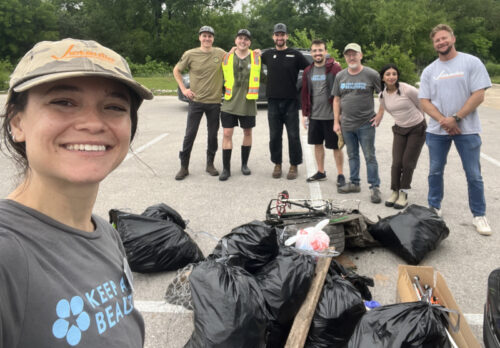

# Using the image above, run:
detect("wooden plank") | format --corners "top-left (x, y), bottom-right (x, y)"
top-left (284, 256), bottom-right (332, 348)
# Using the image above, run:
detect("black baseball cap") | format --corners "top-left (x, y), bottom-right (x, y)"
top-left (236, 29), bottom-right (251, 39)
top-left (199, 26), bottom-right (215, 35)
top-left (273, 23), bottom-right (287, 33)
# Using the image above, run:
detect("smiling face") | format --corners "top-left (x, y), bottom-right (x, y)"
top-left (311, 43), bottom-right (327, 65)
top-left (382, 68), bottom-right (399, 88)
top-left (9, 76), bottom-right (132, 187)
top-left (199, 32), bottom-right (214, 50)
top-left (272, 32), bottom-right (288, 49)
top-left (344, 50), bottom-right (363, 70)
top-left (432, 30), bottom-right (456, 57)
top-left (235, 35), bottom-right (251, 51)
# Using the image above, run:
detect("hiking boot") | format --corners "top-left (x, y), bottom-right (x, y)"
top-left (393, 191), bottom-right (408, 209)
top-left (429, 206), bottom-right (442, 217)
top-left (272, 164), bottom-right (282, 178)
top-left (287, 165), bottom-right (298, 180)
top-left (206, 163), bottom-right (219, 176)
top-left (306, 171), bottom-right (326, 182)
top-left (337, 174), bottom-right (346, 187)
top-left (370, 187), bottom-right (382, 204)
top-left (241, 164), bottom-right (251, 175)
top-left (473, 216), bottom-right (492, 236)
top-left (338, 182), bottom-right (360, 194)
top-left (385, 190), bottom-right (399, 207)
top-left (219, 168), bottom-right (231, 181)
top-left (175, 166), bottom-right (189, 180)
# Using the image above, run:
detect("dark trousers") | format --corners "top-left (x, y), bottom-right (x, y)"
top-left (267, 98), bottom-right (302, 165)
top-left (179, 101), bottom-right (220, 165)
top-left (391, 120), bottom-right (426, 190)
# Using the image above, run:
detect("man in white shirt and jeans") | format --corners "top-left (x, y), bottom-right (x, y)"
top-left (419, 23), bottom-right (492, 235)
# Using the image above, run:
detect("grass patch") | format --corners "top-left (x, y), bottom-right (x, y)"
top-left (134, 75), bottom-right (178, 95)
top-left (490, 75), bottom-right (500, 84)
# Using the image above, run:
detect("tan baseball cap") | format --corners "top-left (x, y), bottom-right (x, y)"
top-left (343, 43), bottom-right (362, 54)
top-left (8, 38), bottom-right (153, 103)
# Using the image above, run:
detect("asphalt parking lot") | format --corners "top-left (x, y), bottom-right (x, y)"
top-left (1, 87), bottom-right (499, 347)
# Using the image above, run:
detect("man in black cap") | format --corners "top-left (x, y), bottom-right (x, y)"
top-left (173, 25), bottom-right (225, 180)
top-left (261, 23), bottom-right (310, 179)
top-left (218, 29), bottom-right (261, 181)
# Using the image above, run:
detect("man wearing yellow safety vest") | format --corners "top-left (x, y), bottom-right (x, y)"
top-left (219, 29), bottom-right (261, 181)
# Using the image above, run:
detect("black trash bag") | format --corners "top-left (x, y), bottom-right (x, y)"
top-left (305, 271), bottom-right (366, 348)
top-left (484, 267), bottom-right (500, 348)
top-left (211, 220), bottom-right (280, 274)
top-left (347, 302), bottom-right (452, 348)
top-left (329, 259), bottom-right (374, 301)
top-left (141, 203), bottom-right (186, 229)
top-left (255, 247), bottom-right (316, 347)
top-left (185, 258), bottom-right (268, 348)
top-left (368, 204), bottom-right (449, 264)
top-left (110, 209), bottom-right (204, 273)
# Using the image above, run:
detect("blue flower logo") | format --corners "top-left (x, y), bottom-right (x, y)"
top-left (52, 296), bottom-right (90, 346)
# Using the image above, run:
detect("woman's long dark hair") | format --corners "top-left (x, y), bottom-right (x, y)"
top-left (379, 63), bottom-right (401, 98)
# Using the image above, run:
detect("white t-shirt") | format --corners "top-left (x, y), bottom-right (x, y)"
top-left (418, 52), bottom-right (491, 135)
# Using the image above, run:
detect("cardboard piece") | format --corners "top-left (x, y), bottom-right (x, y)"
top-left (397, 265), bottom-right (480, 348)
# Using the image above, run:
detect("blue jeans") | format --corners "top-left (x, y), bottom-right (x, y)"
top-left (426, 133), bottom-right (485, 216)
top-left (343, 122), bottom-right (380, 188)
top-left (267, 98), bottom-right (302, 165)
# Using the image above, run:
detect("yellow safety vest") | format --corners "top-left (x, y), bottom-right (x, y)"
top-left (222, 50), bottom-right (261, 100)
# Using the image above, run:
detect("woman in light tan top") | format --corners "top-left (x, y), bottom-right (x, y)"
top-left (379, 64), bottom-right (426, 209)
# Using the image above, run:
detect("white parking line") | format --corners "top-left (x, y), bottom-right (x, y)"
top-left (303, 135), bottom-right (322, 201)
top-left (124, 133), bottom-right (169, 162)
top-left (481, 152), bottom-right (500, 167)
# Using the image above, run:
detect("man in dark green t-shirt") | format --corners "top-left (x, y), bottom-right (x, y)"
top-left (218, 29), bottom-right (261, 181)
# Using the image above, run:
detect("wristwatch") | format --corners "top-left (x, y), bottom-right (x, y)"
top-left (452, 114), bottom-right (461, 123)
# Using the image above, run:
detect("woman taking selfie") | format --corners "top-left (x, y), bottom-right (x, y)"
top-left (379, 64), bottom-right (426, 209)
top-left (0, 38), bottom-right (153, 347)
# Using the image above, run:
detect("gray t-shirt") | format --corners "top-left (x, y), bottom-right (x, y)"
top-left (418, 52), bottom-right (491, 135)
top-left (310, 65), bottom-right (333, 120)
top-left (332, 66), bottom-right (381, 131)
top-left (221, 54), bottom-right (257, 116)
top-left (0, 199), bottom-right (144, 348)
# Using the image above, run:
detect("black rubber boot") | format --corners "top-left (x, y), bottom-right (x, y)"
top-left (219, 149), bottom-right (232, 181)
top-left (175, 153), bottom-right (190, 180)
top-left (241, 145), bottom-right (251, 175)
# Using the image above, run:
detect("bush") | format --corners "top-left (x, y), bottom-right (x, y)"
top-left (363, 43), bottom-right (419, 86)
top-left (0, 59), bottom-right (14, 91)
top-left (126, 56), bottom-right (172, 77)
top-left (486, 62), bottom-right (500, 77)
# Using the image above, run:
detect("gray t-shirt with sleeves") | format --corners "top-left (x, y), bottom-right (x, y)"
top-left (332, 66), bottom-right (381, 131)
top-left (0, 199), bottom-right (144, 348)
top-left (310, 65), bottom-right (333, 120)
top-left (418, 52), bottom-right (491, 135)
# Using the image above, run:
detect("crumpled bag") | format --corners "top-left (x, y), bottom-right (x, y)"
top-left (211, 220), bottom-right (280, 274)
top-left (141, 202), bottom-right (186, 229)
top-left (347, 301), bottom-right (452, 348)
top-left (255, 247), bottom-right (316, 347)
top-left (368, 204), bottom-right (449, 264)
top-left (305, 267), bottom-right (366, 348)
top-left (329, 259), bottom-right (374, 301)
top-left (185, 258), bottom-right (268, 348)
top-left (110, 205), bottom-right (204, 273)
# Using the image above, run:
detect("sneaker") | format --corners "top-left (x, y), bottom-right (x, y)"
top-left (393, 191), bottom-right (408, 209)
top-left (272, 164), bottom-right (282, 178)
top-left (175, 166), bottom-right (189, 180)
top-left (472, 216), bottom-right (492, 236)
top-left (306, 171), bottom-right (326, 182)
top-left (287, 165), bottom-right (298, 180)
top-left (337, 174), bottom-right (346, 187)
top-left (338, 182), bottom-right (361, 194)
top-left (429, 206), bottom-right (442, 217)
top-left (370, 187), bottom-right (382, 204)
top-left (385, 191), bottom-right (399, 207)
